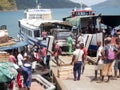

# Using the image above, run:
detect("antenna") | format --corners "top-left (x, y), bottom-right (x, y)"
top-left (36, 0), bottom-right (38, 5)
top-left (36, 0), bottom-right (41, 9)
top-left (80, 0), bottom-right (82, 10)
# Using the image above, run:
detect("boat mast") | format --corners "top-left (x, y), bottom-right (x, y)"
top-left (36, 0), bottom-right (41, 9)
top-left (80, 0), bottom-right (82, 10)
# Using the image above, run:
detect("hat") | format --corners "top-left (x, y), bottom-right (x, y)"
top-left (24, 63), bottom-right (31, 67)
top-left (106, 37), bottom-right (111, 41)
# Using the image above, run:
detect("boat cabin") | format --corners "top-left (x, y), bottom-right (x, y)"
top-left (24, 9), bottom-right (52, 20)
top-left (72, 7), bottom-right (94, 17)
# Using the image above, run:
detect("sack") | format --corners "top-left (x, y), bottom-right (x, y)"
top-left (107, 46), bottom-right (115, 60)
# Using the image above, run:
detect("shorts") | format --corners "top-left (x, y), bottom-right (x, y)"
top-left (95, 64), bottom-right (104, 70)
top-left (102, 62), bottom-right (113, 76)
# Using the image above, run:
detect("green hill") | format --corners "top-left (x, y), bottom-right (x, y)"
top-left (16, 0), bottom-right (86, 9)
top-left (0, 0), bottom-right (87, 11)
top-left (0, 0), bottom-right (16, 11)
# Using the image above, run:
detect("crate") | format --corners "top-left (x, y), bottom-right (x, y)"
top-left (57, 65), bottom-right (73, 79)
top-left (0, 52), bottom-right (9, 62)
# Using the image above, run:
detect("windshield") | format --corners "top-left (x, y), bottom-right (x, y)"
top-left (34, 30), bottom-right (40, 37)
top-left (57, 32), bottom-right (72, 39)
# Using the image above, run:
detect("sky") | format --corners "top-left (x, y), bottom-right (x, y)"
top-left (71, 0), bottom-right (107, 6)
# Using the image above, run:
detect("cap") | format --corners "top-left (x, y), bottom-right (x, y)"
top-left (24, 63), bottom-right (31, 67)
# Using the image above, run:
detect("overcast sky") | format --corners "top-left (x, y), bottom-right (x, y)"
top-left (71, 0), bottom-right (107, 6)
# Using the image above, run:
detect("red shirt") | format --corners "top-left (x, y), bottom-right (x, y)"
top-left (40, 47), bottom-right (47, 57)
top-left (82, 47), bottom-right (87, 57)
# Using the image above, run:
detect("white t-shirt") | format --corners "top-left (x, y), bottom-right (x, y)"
top-left (78, 35), bottom-right (84, 44)
top-left (73, 49), bottom-right (84, 61)
top-left (17, 53), bottom-right (23, 66)
top-left (96, 46), bottom-right (103, 64)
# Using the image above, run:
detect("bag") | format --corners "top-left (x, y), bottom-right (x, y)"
top-left (107, 46), bottom-right (115, 60)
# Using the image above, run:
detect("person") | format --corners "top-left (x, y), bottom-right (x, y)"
top-left (22, 57), bottom-right (32, 90)
top-left (32, 49), bottom-right (40, 72)
top-left (53, 42), bottom-right (62, 66)
top-left (99, 37), bottom-right (118, 83)
top-left (9, 52), bottom-right (16, 63)
top-left (17, 51), bottom-right (24, 67)
top-left (114, 37), bottom-right (120, 79)
top-left (41, 30), bottom-right (47, 40)
top-left (81, 43), bottom-right (87, 74)
top-left (40, 46), bottom-right (47, 68)
top-left (13, 63), bottom-right (23, 89)
top-left (92, 41), bottom-right (104, 81)
top-left (71, 43), bottom-right (85, 81)
top-left (9, 63), bottom-right (22, 90)
top-left (67, 35), bottom-right (73, 55)
top-left (77, 32), bottom-right (84, 45)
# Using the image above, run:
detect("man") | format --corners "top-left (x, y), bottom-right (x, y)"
top-left (92, 41), bottom-right (104, 81)
top-left (9, 52), bottom-right (16, 63)
top-left (22, 57), bottom-right (32, 90)
top-left (53, 42), bottom-right (62, 66)
top-left (99, 37), bottom-right (118, 83)
top-left (71, 43), bottom-right (85, 81)
top-left (81, 43), bottom-right (87, 74)
top-left (114, 37), bottom-right (120, 79)
top-left (17, 51), bottom-right (24, 67)
top-left (67, 35), bottom-right (73, 55)
top-left (40, 46), bottom-right (47, 67)
top-left (77, 33), bottom-right (84, 45)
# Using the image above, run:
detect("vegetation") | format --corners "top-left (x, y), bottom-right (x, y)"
top-left (0, 0), bottom-right (87, 11)
top-left (0, 0), bottom-right (16, 11)
top-left (16, 0), bottom-right (86, 9)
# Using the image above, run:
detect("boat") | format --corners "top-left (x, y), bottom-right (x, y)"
top-left (18, 4), bottom-right (53, 46)
top-left (63, 5), bottom-right (120, 56)
top-left (18, 4), bottom-right (73, 53)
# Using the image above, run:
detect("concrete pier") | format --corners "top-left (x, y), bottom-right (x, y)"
top-left (51, 55), bottom-right (120, 90)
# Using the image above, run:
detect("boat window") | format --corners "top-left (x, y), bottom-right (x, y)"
top-left (34, 30), bottom-right (40, 37)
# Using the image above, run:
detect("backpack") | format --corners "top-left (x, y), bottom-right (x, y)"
top-left (107, 46), bottom-right (115, 60)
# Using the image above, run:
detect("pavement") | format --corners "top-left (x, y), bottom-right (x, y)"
top-left (50, 55), bottom-right (120, 90)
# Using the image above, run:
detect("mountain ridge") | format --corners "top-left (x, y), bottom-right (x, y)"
top-left (93, 0), bottom-right (120, 7)
top-left (0, 0), bottom-right (87, 11)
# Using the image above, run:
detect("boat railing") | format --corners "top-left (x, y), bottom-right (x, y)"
top-left (32, 74), bottom-right (55, 90)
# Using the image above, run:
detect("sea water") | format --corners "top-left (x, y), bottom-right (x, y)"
top-left (0, 7), bottom-right (120, 38)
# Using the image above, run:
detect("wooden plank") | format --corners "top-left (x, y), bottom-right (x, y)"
top-left (0, 40), bottom-right (16, 46)
top-left (85, 34), bottom-right (93, 51)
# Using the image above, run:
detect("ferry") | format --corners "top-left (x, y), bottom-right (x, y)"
top-left (18, 5), bottom-right (53, 47)
top-left (18, 5), bottom-right (73, 53)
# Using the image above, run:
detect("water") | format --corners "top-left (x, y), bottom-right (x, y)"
top-left (0, 7), bottom-right (120, 38)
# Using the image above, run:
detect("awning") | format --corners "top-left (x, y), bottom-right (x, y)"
top-left (0, 62), bottom-right (18, 83)
top-left (0, 41), bottom-right (28, 51)
top-left (101, 15), bottom-right (120, 27)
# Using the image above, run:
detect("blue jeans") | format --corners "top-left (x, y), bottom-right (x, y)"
top-left (73, 61), bottom-right (82, 79)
